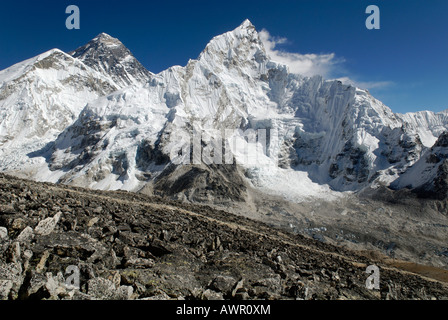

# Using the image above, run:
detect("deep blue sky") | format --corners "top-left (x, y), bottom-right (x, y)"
top-left (0, 0), bottom-right (447, 114)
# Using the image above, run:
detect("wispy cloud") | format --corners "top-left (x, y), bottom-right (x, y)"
top-left (335, 77), bottom-right (394, 91)
top-left (259, 29), bottom-right (393, 91)
top-left (259, 29), bottom-right (343, 78)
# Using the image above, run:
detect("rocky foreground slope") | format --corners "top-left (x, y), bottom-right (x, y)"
top-left (0, 174), bottom-right (447, 300)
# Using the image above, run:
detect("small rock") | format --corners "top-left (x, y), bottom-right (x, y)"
top-left (93, 207), bottom-right (103, 214)
top-left (296, 267), bottom-right (313, 278)
top-left (103, 249), bottom-right (120, 268)
top-left (115, 285), bottom-right (134, 300)
top-left (36, 251), bottom-right (50, 273)
top-left (0, 204), bottom-right (15, 214)
top-left (87, 217), bottom-right (99, 228)
top-left (45, 272), bottom-right (67, 299)
top-left (202, 289), bottom-right (224, 300)
top-left (11, 218), bottom-right (27, 231)
top-left (124, 257), bottom-right (155, 268)
top-left (87, 277), bottom-right (133, 300)
top-left (22, 249), bottom-right (34, 271)
top-left (110, 271), bottom-right (121, 288)
top-left (0, 227), bottom-right (8, 241)
top-left (234, 291), bottom-right (250, 300)
top-left (8, 242), bottom-right (21, 264)
top-left (87, 277), bottom-right (116, 300)
top-left (209, 275), bottom-right (236, 296)
top-left (215, 236), bottom-right (223, 251)
top-left (34, 212), bottom-right (61, 236)
top-left (23, 249), bottom-right (33, 261)
top-left (0, 280), bottom-right (13, 300)
top-left (0, 263), bottom-right (23, 299)
top-left (231, 278), bottom-right (244, 297)
top-left (16, 226), bottom-right (34, 242)
top-left (331, 271), bottom-right (340, 281)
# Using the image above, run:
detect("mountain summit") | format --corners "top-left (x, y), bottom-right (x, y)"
top-left (70, 33), bottom-right (152, 87)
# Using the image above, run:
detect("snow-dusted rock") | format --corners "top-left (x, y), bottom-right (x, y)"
top-left (391, 131), bottom-right (448, 199)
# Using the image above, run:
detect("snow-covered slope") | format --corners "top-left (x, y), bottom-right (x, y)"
top-left (391, 131), bottom-right (448, 199)
top-left (1, 20), bottom-right (448, 202)
top-left (0, 34), bottom-right (151, 176)
top-left (397, 110), bottom-right (448, 147)
top-left (0, 49), bottom-right (118, 172)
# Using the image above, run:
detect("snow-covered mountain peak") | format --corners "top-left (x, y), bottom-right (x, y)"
top-left (0, 49), bottom-right (71, 84)
top-left (92, 33), bottom-right (122, 46)
top-left (198, 19), bottom-right (268, 71)
top-left (239, 19), bottom-right (255, 29)
top-left (70, 33), bottom-right (152, 87)
top-left (0, 42), bottom-right (123, 172)
top-left (78, 33), bottom-right (126, 52)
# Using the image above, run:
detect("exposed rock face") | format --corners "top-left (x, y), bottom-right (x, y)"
top-left (392, 131), bottom-right (448, 199)
top-left (152, 163), bottom-right (248, 203)
top-left (70, 33), bottom-right (152, 87)
top-left (0, 174), bottom-right (447, 300)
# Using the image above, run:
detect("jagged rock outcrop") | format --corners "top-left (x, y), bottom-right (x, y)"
top-left (392, 131), bottom-right (448, 199)
top-left (70, 33), bottom-right (152, 87)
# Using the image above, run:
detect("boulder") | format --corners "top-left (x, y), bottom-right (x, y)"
top-left (34, 212), bottom-right (62, 236)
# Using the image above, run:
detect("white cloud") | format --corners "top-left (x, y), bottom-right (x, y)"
top-left (335, 77), bottom-right (394, 91)
top-left (259, 29), bottom-right (342, 78)
top-left (259, 29), bottom-right (393, 91)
